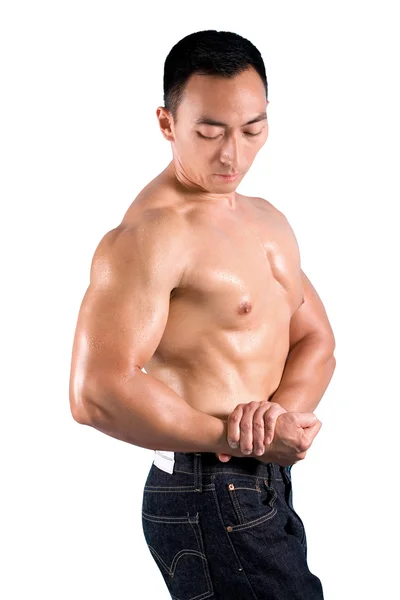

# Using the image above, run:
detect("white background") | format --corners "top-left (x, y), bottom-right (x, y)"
top-left (1, 1), bottom-right (399, 598)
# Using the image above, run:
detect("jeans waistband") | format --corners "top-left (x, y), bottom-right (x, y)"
top-left (157, 451), bottom-right (291, 482)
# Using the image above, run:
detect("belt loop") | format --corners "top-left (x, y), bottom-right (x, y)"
top-left (194, 453), bottom-right (202, 492)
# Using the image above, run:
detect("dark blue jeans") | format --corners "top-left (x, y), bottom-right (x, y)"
top-left (141, 451), bottom-right (324, 599)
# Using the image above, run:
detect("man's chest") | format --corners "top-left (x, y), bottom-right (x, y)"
top-left (173, 204), bottom-right (304, 331)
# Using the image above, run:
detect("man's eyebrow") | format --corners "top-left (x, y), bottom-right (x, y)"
top-left (194, 112), bottom-right (267, 127)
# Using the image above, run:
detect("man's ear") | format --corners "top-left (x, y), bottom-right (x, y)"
top-left (156, 106), bottom-right (174, 142)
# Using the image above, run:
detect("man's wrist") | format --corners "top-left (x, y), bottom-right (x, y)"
top-left (213, 419), bottom-right (246, 456)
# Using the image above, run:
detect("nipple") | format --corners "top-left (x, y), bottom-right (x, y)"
top-left (237, 300), bottom-right (252, 315)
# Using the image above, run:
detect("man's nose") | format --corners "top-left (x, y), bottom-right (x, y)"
top-left (220, 132), bottom-right (239, 167)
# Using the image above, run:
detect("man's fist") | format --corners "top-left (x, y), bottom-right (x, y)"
top-left (262, 411), bottom-right (322, 466)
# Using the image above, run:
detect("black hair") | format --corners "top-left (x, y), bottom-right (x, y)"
top-left (163, 30), bottom-right (268, 122)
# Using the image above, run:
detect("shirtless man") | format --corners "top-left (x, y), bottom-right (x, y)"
top-left (69, 30), bottom-right (335, 600)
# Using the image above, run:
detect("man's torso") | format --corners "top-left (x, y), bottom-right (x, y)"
top-left (122, 172), bottom-right (304, 420)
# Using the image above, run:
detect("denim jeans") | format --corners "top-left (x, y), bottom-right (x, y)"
top-left (141, 451), bottom-right (324, 599)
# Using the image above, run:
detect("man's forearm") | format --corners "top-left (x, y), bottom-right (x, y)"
top-left (269, 335), bottom-right (336, 413)
top-left (75, 369), bottom-right (265, 459)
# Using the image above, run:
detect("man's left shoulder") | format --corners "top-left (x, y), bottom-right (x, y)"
top-left (251, 197), bottom-right (300, 244)
top-left (250, 195), bottom-right (289, 221)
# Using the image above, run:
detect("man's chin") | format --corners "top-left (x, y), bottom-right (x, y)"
top-left (209, 181), bottom-right (242, 193)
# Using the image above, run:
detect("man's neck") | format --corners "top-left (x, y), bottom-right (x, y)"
top-left (164, 160), bottom-right (239, 210)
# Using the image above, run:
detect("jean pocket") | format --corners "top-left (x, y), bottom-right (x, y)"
top-left (213, 474), bottom-right (278, 532)
top-left (141, 500), bottom-right (214, 600)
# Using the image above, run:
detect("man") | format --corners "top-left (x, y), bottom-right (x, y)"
top-left (69, 29), bottom-right (335, 599)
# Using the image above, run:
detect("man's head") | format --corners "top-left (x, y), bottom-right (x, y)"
top-left (157, 30), bottom-right (269, 196)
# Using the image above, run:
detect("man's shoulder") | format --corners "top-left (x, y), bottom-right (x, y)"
top-left (245, 194), bottom-right (287, 220)
top-left (123, 180), bottom-right (187, 231)
top-left (243, 195), bottom-right (298, 241)
top-left (93, 197), bottom-right (187, 270)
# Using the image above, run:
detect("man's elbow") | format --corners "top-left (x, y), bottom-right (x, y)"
top-left (314, 327), bottom-right (336, 362)
top-left (69, 369), bottom-right (140, 426)
top-left (327, 331), bottom-right (336, 364)
top-left (304, 330), bottom-right (336, 372)
top-left (69, 377), bottom-right (107, 426)
top-left (322, 335), bottom-right (337, 375)
top-left (70, 395), bottom-right (93, 425)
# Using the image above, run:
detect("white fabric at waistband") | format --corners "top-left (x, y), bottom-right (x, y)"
top-left (153, 450), bottom-right (175, 474)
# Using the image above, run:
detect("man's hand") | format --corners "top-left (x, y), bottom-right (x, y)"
top-left (259, 411), bottom-right (322, 466)
top-left (215, 401), bottom-right (288, 462)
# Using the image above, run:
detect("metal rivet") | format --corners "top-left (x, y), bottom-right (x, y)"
top-left (228, 483), bottom-right (235, 490)
top-left (227, 525), bottom-right (233, 532)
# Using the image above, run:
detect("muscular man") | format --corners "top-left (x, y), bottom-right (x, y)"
top-left (69, 30), bottom-right (335, 600)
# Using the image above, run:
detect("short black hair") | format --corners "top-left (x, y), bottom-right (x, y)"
top-left (163, 30), bottom-right (268, 122)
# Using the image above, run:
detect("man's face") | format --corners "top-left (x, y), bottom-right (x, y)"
top-left (165, 67), bottom-right (269, 194)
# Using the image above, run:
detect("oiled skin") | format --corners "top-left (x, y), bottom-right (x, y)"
top-left (69, 66), bottom-right (331, 460)
top-left (128, 166), bottom-right (304, 420)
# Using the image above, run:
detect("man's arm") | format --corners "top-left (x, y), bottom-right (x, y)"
top-left (69, 212), bottom-right (261, 459)
top-left (269, 268), bottom-right (336, 413)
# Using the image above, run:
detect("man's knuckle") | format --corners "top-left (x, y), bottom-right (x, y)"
top-left (296, 450), bottom-right (307, 460)
top-left (240, 422), bottom-right (251, 433)
top-left (300, 439), bottom-right (311, 451)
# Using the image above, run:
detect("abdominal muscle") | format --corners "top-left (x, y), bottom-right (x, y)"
top-left (144, 287), bottom-right (293, 421)
top-left (130, 185), bottom-right (303, 423)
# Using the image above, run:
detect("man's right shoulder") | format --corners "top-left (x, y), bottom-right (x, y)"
top-left (103, 204), bottom-right (185, 246)
top-left (91, 206), bottom-right (188, 282)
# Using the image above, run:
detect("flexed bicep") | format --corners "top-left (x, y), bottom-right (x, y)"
top-left (69, 213), bottom-right (187, 421)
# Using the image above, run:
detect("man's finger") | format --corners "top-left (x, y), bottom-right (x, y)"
top-left (227, 405), bottom-right (244, 449)
top-left (239, 402), bottom-right (260, 455)
top-left (263, 405), bottom-right (286, 446)
top-left (301, 419), bottom-right (322, 447)
top-left (252, 402), bottom-right (279, 454)
top-left (215, 453), bottom-right (232, 462)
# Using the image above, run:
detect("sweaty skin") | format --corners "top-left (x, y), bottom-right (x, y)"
top-left (70, 66), bottom-right (331, 461)
top-left (127, 165), bottom-right (304, 419)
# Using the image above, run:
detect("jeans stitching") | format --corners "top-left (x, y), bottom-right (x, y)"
top-left (281, 472), bottom-right (307, 550)
top-left (228, 506), bottom-right (278, 532)
top-left (210, 485), bottom-right (262, 600)
top-left (288, 485), bottom-right (307, 548)
top-left (143, 509), bottom-right (214, 599)
top-left (188, 515), bottom-right (214, 595)
top-left (144, 485), bottom-right (216, 493)
top-left (168, 467), bottom-right (283, 481)
top-left (147, 545), bottom-right (213, 600)
top-left (144, 485), bottom-right (196, 491)
top-left (210, 484), bottom-right (244, 573)
top-left (229, 486), bottom-right (246, 524)
top-left (142, 510), bottom-right (195, 523)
